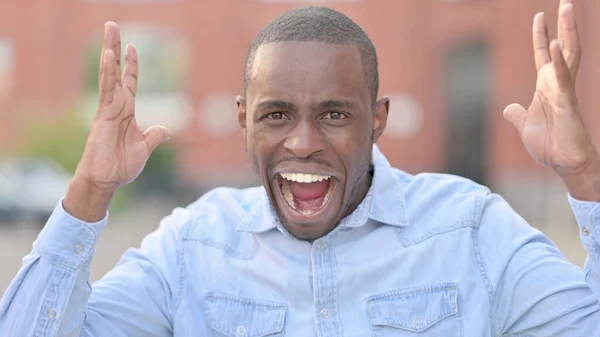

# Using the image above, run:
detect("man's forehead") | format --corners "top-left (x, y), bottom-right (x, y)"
top-left (250, 41), bottom-right (361, 76)
top-left (247, 41), bottom-right (368, 101)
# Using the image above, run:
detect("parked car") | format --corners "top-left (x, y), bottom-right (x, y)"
top-left (0, 157), bottom-right (71, 227)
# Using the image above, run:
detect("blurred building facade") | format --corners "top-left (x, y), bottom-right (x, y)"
top-left (1, 0), bottom-right (599, 225)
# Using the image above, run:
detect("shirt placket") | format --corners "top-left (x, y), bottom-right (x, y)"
top-left (311, 237), bottom-right (342, 336)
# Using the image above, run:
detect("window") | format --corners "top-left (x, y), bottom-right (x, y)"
top-left (444, 41), bottom-right (489, 185)
top-left (384, 93), bottom-right (423, 140)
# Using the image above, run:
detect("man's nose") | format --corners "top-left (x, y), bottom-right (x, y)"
top-left (283, 119), bottom-right (325, 159)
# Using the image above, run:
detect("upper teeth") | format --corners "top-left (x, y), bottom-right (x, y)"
top-left (280, 173), bottom-right (331, 183)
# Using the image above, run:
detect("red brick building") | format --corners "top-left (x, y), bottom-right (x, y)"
top-left (1, 0), bottom-right (599, 222)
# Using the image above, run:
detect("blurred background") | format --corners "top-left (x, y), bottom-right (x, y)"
top-left (0, 0), bottom-right (599, 293)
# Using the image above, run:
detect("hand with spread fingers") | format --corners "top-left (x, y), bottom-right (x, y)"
top-left (64, 22), bottom-right (171, 221)
top-left (503, 0), bottom-right (600, 201)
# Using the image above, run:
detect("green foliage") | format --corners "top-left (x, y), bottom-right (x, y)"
top-left (85, 44), bottom-right (102, 94)
top-left (16, 106), bottom-right (134, 214)
top-left (133, 144), bottom-right (178, 195)
top-left (84, 31), bottom-right (187, 95)
top-left (18, 107), bottom-right (88, 173)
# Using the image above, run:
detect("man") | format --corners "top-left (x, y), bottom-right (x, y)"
top-left (1, 1), bottom-right (599, 336)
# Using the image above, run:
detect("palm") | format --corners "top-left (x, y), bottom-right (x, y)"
top-left (504, 1), bottom-right (594, 176)
top-left (519, 65), bottom-right (589, 172)
top-left (94, 86), bottom-right (148, 185)
top-left (78, 22), bottom-right (169, 188)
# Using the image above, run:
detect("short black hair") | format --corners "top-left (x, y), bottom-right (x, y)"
top-left (244, 6), bottom-right (379, 104)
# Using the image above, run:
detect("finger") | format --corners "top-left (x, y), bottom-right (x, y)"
top-left (503, 103), bottom-right (527, 136)
top-left (98, 46), bottom-right (105, 89)
top-left (103, 22), bottom-right (122, 85)
top-left (532, 12), bottom-right (551, 71)
top-left (557, 0), bottom-right (574, 42)
top-left (144, 125), bottom-right (171, 152)
top-left (558, 3), bottom-right (581, 80)
top-left (550, 39), bottom-right (574, 94)
top-left (98, 49), bottom-right (117, 106)
top-left (122, 44), bottom-right (139, 97)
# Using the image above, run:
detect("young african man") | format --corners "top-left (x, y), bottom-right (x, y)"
top-left (1, 1), bottom-right (600, 336)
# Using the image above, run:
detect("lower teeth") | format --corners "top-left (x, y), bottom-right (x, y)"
top-left (281, 179), bottom-right (336, 215)
top-left (282, 180), bottom-right (295, 208)
top-left (322, 183), bottom-right (333, 205)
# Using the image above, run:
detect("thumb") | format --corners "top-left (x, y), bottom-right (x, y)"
top-left (503, 103), bottom-right (527, 136)
top-left (143, 125), bottom-right (171, 152)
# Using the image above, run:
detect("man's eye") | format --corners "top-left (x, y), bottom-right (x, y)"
top-left (266, 112), bottom-right (286, 120)
top-left (323, 111), bottom-right (347, 120)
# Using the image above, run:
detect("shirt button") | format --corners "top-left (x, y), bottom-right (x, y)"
top-left (317, 241), bottom-right (327, 250)
top-left (320, 308), bottom-right (330, 318)
top-left (414, 316), bottom-right (423, 327)
top-left (74, 245), bottom-right (84, 255)
top-left (236, 325), bottom-right (246, 336)
top-left (583, 226), bottom-right (590, 236)
top-left (47, 307), bottom-right (56, 319)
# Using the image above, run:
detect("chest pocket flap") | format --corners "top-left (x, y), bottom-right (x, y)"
top-left (366, 283), bottom-right (459, 333)
top-left (205, 293), bottom-right (287, 337)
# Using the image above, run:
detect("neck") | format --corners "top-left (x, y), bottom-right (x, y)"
top-left (342, 164), bottom-right (374, 218)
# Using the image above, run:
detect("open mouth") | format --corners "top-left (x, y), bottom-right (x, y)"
top-left (276, 173), bottom-right (338, 218)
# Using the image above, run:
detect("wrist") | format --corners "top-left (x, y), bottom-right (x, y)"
top-left (559, 152), bottom-right (600, 202)
top-left (64, 174), bottom-right (118, 222)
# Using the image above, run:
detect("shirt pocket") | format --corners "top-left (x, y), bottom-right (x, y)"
top-left (204, 292), bottom-right (288, 337)
top-left (366, 283), bottom-right (463, 337)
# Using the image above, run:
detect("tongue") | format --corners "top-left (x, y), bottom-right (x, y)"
top-left (289, 180), bottom-right (329, 200)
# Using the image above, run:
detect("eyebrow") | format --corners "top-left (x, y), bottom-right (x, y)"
top-left (255, 100), bottom-right (296, 111)
top-left (254, 99), bottom-right (356, 112)
top-left (314, 100), bottom-right (355, 110)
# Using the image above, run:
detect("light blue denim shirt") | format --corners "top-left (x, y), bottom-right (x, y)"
top-left (1, 146), bottom-right (599, 337)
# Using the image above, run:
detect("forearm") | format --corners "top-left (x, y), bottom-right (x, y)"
top-left (0, 200), bottom-right (107, 337)
top-left (0, 254), bottom-right (92, 336)
top-left (583, 257), bottom-right (600, 301)
top-left (558, 152), bottom-right (600, 297)
top-left (478, 193), bottom-right (600, 335)
top-left (569, 195), bottom-right (600, 297)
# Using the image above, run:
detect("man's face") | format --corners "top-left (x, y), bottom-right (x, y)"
top-left (238, 41), bottom-right (388, 240)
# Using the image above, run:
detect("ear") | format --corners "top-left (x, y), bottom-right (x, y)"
top-left (236, 95), bottom-right (247, 129)
top-left (372, 97), bottom-right (390, 143)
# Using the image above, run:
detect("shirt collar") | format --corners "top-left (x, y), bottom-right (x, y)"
top-left (237, 145), bottom-right (409, 233)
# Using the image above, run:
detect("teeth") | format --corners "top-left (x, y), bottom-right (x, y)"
top-left (280, 173), bottom-right (331, 183)
top-left (279, 173), bottom-right (336, 216)
top-left (321, 179), bottom-right (334, 207)
top-left (281, 179), bottom-right (296, 210)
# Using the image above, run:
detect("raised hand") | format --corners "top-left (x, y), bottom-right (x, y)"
top-left (503, 0), bottom-right (600, 201)
top-left (64, 22), bottom-right (170, 221)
